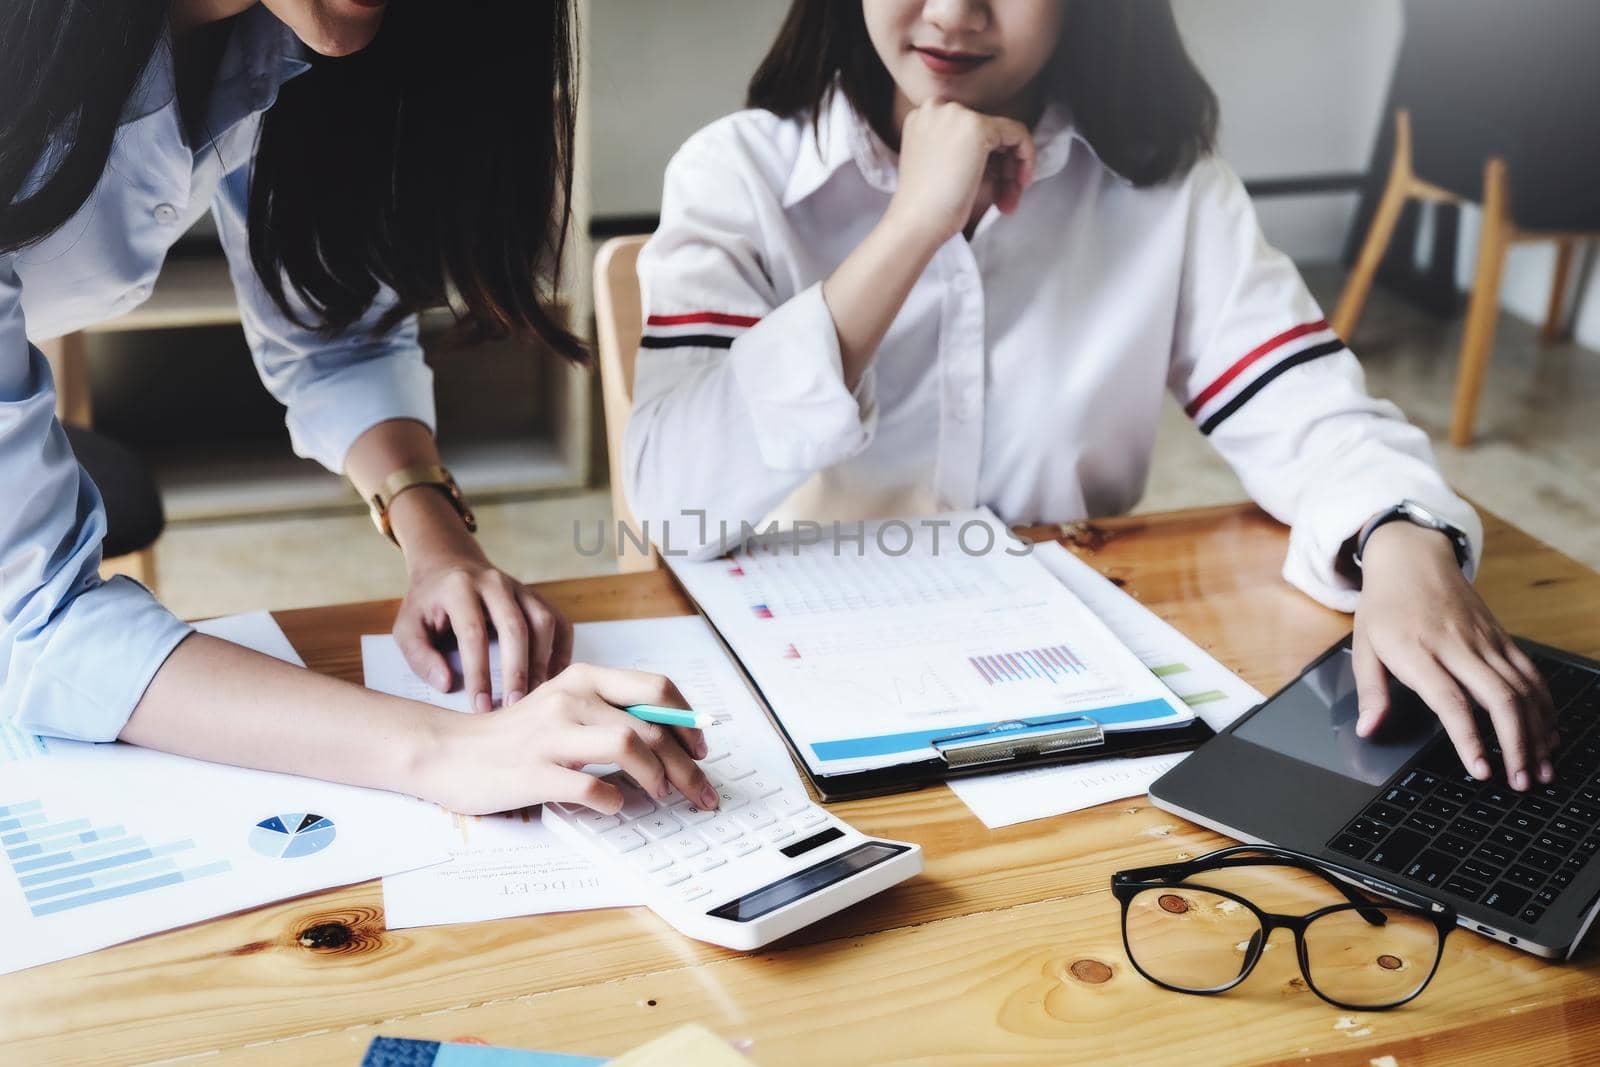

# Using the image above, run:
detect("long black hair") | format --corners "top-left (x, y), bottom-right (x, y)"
top-left (0, 2), bottom-right (583, 360)
top-left (747, 0), bottom-right (1218, 188)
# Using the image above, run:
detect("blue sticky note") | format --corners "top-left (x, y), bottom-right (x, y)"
top-left (363, 1036), bottom-right (606, 1067)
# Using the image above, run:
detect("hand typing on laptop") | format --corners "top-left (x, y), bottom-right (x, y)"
top-left (1353, 521), bottom-right (1557, 791)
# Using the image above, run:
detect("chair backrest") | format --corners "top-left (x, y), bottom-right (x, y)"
top-left (593, 235), bottom-right (658, 572)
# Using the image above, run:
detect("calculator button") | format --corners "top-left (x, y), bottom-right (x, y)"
top-left (716, 759), bottom-right (756, 781)
top-left (765, 824), bottom-right (796, 844)
top-left (734, 806), bottom-right (776, 830)
top-left (665, 833), bottom-right (708, 859)
top-left (693, 853), bottom-right (727, 874)
top-left (772, 791), bottom-right (809, 816)
top-left (714, 785), bottom-right (750, 811)
top-left (702, 748), bottom-right (731, 763)
top-left (681, 884), bottom-right (713, 902)
top-left (607, 777), bottom-right (657, 819)
top-left (600, 828), bottom-right (647, 854)
top-left (637, 813), bottom-right (685, 841)
top-left (745, 775), bottom-right (784, 799)
top-left (797, 809), bottom-right (828, 828)
top-left (700, 817), bottom-right (744, 845)
top-left (670, 801), bottom-right (720, 825)
top-left (730, 839), bottom-right (761, 857)
top-left (635, 847), bottom-right (673, 872)
top-left (653, 866), bottom-right (691, 886)
top-left (571, 811), bottom-right (621, 834)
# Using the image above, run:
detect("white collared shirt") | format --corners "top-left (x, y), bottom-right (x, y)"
top-left (2, 9), bottom-right (434, 743)
top-left (626, 88), bottom-right (1479, 611)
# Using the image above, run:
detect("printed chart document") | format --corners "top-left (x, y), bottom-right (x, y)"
top-left (0, 612), bottom-right (451, 975)
top-left (366, 616), bottom-right (800, 929)
top-left (666, 510), bottom-right (1193, 778)
top-left (948, 541), bottom-right (1266, 828)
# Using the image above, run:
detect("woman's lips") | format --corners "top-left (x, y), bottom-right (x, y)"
top-left (914, 46), bottom-right (993, 76)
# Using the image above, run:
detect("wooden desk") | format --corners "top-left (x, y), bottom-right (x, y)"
top-left (5, 504), bottom-right (1598, 1066)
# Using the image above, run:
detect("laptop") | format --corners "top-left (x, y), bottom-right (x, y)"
top-left (1149, 635), bottom-right (1600, 959)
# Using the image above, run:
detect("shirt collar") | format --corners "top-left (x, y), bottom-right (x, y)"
top-left (781, 84), bottom-right (1100, 209)
top-left (121, 6), bottom-right (311, 132)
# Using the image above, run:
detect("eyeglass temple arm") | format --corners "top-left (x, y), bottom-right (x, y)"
top-left (1117, 845), bottom-right (1389, 924)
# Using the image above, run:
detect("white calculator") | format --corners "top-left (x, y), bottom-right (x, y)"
top-left (542, 750), bottom-right (922, 950)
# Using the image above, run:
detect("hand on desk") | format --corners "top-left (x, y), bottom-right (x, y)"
top-left (394, 540), bottom-right (572, 713)
top-left (420, 663), bottom-right (718, 817)
top-left (1353, 521), bottom-right (1557, 791)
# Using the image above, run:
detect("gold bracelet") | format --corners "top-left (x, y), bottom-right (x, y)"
top-left (367, 464), bottom-right (477, 545)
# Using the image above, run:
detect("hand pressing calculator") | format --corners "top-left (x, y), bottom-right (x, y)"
top-left (542, 749), bottom-right (922, 950)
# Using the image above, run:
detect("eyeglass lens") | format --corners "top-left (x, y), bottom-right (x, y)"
top-left (1124, 887), bottom-right (1441, 1007)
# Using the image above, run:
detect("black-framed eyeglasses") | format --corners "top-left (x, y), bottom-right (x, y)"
top-left (1111, 844), bottom-right (1456, 1011)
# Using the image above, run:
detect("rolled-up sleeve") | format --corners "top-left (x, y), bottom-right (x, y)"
top-left (1, 257), bottom-right (191, 742)
top-left (627, 132), bottom-right (876, 558)
top-left (211, 165), bottom-right (434, 473)
top-left (1167, 158), bottom-right (1481, 612)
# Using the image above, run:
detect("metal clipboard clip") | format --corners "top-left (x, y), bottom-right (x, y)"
top-left (930, 716), bottom-right (1105, 769)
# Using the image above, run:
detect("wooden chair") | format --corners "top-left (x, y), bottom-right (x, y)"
top-left (1334, 109), bottom-right (1597, 446)
top-left (593, 235), bottom-right (658, 573)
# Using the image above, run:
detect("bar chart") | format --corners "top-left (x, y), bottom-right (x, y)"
top-left (969, 645), bottom-right (1086, 686)
top-left (1, 797), bottom-right (230, 918)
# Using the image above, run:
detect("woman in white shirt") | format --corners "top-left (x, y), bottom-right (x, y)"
top-left (0, 1), bottom-right (717, 817)
top-left (627, 0), bottom-right (1557, 791)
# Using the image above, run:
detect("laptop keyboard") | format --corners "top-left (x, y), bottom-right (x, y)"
top-left (1329, 655), bottom-right (1600, 927)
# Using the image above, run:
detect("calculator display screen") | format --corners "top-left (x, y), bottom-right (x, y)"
top-left (708, 842), bottom-right (906, 922)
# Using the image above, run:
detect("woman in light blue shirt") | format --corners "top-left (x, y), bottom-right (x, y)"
top-left (0, 1), bottom-right (720, 818)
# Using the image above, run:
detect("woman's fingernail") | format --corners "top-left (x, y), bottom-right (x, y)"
top-left (506, 690), bottom-right (525, 707)
top-left (696, 741), bottom-right (709, 759)
top-left (1539, 760), bottom-right (1555, 783)
top-left (1472, 758), bottom-right (1493, 780)
top-left (430, 668), bottom-right (450, 690)
top-left (1513, 769), bottom-right (1529, 791)
top-left (473, 692), bottom-right (492, 714)
top-left (700, 786), bottom-right (720, 809)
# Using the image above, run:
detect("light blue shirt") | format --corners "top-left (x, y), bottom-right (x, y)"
top-left (1, 9), bottom-right (435, 742)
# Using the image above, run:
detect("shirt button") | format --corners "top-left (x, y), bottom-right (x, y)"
top-left (954, 388), bottom-right (981, 421)
top-left (153, 203), bottom-right (179, 225)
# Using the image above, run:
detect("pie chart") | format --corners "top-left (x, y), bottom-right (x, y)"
top-left (249, 812), bottom-right (336, 859)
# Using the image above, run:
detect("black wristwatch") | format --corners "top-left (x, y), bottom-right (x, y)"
top-left (1353, 499), bottom-right (1473, 571)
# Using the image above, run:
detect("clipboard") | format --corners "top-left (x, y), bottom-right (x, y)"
top-left (678, 578), bottom-right (1214, 801)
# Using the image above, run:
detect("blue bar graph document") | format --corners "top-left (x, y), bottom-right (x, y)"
top-left (0, 611), bottom-right (455, 976)
top-left (668, 509), bottom-right (1194, 777)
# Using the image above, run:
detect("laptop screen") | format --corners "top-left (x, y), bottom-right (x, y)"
top-left (1233, 646), bottom-right (1443, 787)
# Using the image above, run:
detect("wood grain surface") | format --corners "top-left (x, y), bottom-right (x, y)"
top-left (4, 504), bottom-right (1597, 1066)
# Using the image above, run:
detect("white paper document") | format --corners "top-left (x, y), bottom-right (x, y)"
top-left (0, 612), bottom-right (451, 975)
top-left (949, 752), bottom-right (1191, 830)
top-left (367, 616), bottom-right (800, 929)
top-left (947, 541), bottom-right (1266, 829)
top-left (666, 510), bottom-right (1193, 777)
top-left (1029, 541), bottom-right (1264, 732)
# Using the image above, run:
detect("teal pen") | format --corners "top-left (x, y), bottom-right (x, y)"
top-left (624, 704), bottom-right (717, 729)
